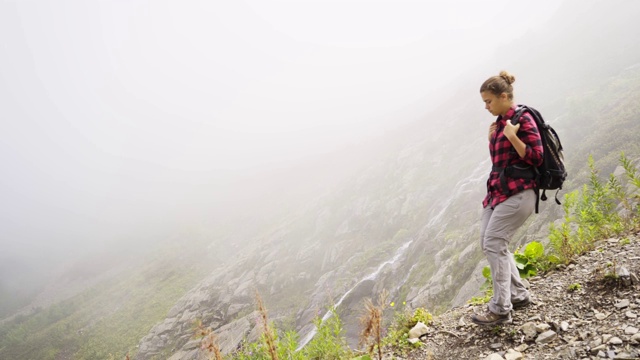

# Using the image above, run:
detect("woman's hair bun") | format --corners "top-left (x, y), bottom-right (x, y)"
top-left (499, 70), bottom-right (515, 85)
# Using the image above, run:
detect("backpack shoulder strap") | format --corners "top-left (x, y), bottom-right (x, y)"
top-left (511, 105), bottom-right (544, 126)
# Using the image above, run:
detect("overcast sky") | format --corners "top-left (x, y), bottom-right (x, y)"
top-left (0, 0), bottom-right (563, 270)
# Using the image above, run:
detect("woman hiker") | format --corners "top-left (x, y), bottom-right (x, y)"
top-left (471, 71), bottom-right (544, 326)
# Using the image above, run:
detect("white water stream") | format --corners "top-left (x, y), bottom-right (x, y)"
top-left (297, 239), bottom-right (413, 350)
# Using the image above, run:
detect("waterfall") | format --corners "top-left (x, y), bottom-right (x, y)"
top-left (296, 239), bottom-right (414, 350)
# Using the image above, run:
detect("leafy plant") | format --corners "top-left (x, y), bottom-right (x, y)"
top-left (567, 283), bottom-right (582, 292)
top-left (468, 266), bottom-right (493, 305)
top-left (308, 308), bottom-right (352, 360)
top-left (514, 241), bottom-right (545, 279)
top-left (411, 308), bottom-right (433, 326)
top-left (548, 154), bottom-right (640, 264)
top-left (233, 306), bottom-right (351, 360)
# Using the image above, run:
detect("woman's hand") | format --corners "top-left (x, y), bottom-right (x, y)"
top-left (503, 121), bottom-right (520, 141)
top-left (488, 123), bottom-right (497, 141)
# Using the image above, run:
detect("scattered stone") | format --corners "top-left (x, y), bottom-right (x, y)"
top-left (536, 323), bottom-right (551, 333)
top-left (527, 315), bottom-right (542, 321)
top-left (608, 336), bottom-right (623, 345)
top-left (535, 330), bottom-right (557, 344)
top-left (626, 311), bottom-right (637, 319)
top-left (484, 354), bottom-right (504, 360)
top-left (616, 352), bottom-right (638, 360)
top-left (578, 330), bottom-right (590, 341)
top-left (616, 266), bottom-right (632, 286)
top-left (459, 316), bottom-right (466, 327)
top-left (489, 343), bottom-right (503, 350)
top-left (408, 322), bottom-right (428, 340)
top-left (632, 333), bottom-right (640, 344)
top-left (615, 299), bottom-right (631, 309)
top-left (521, 322), bottom-right (537, 341)
top-left (514, 343), bottom-right (528, 352)
top-left (504, 349), bottom-right (523, 360)
top-left (596, 313), bottom-right (607, 320)
top-left (625, 326), bottom-right (638, 335)
top-left (560, 321), bottom-right (570, 332)
top-left (591, 344), bottom-right (606, 355)
top-left (603, 334), bottom-right (613, 343)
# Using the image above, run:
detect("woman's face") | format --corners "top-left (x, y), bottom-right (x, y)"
top-left (481, 91), bottom-right (510, 116)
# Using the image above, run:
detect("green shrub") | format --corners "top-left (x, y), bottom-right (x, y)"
top-left (514, 241), bottom-right (545, 278)
top-left (233, 307), bottom-right (351, 360)
top-left (548, 153), bottom-right (640, 266)
top-left (383, 307), bottom-right (432, 353)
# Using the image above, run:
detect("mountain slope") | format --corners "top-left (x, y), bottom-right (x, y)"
top-left (405, 231), bottom-right (640, 360)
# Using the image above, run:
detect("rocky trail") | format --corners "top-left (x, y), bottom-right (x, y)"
top-left (400, 230), bottom-right (640, 360)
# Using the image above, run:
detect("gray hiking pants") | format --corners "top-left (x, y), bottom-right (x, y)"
top-left (480, 189), bottom-right (535, 315)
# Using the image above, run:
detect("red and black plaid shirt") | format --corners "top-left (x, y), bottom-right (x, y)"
top-left (483, 105), bottom-right (544, 208)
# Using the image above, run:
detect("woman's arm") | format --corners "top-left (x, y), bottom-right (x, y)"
top-left (503, 114), bottom-right (543, 166)
top-left (503, 122), bottom-right (526, 158)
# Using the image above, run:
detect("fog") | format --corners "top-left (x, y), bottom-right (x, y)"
top-left (1, 0), bottom-right (564, 299)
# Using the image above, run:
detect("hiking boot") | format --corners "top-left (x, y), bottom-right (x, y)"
top-left (471, 308), bottom-right (512, 326)
top-left (512, 297), bottom-right (531, 310)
